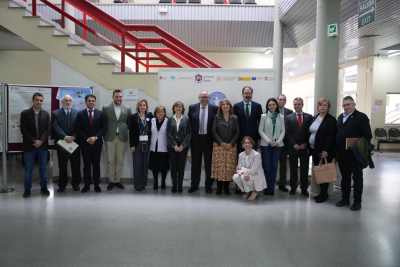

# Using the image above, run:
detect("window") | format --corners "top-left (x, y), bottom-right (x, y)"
top-left (306, 97), bottom-right (314, 116)
top-left (385, 93), bottom-right (400, 125)
top-left (339, 65), bottom-right (357, 112)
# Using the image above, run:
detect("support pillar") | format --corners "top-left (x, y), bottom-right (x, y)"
top-left (65, 2), bottom-right (75, 34)
top-left (273, 0), bottom-right (284, 95)
top-left (314, 0), bottom-right (341, 117)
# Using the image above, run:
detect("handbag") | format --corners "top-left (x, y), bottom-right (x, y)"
top-left (313, 158), bottom-right (338, 184)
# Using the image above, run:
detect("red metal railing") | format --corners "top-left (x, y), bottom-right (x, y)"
top-left (31, 0), bottom-right (222, 72)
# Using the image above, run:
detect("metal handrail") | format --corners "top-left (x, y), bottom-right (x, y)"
top-left (31, 0), bottom-right (222, 72)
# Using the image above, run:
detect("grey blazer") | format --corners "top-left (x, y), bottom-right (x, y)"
top-left (166, 115), bottom-right (192, 148)
top-left (102, 102), bottom-right (132, 142)
top-left (212, 114), bottom-right (240, 147)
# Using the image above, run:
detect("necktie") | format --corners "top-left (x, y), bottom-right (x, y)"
top-left (245, 104), bottom-right (250, 121)
top-left (89, 110), bottom-right (93, 126)
top-left (297, 113), bottom-right (302, 130)
top-left (200, 106), bottom-right (205, 134)
top-left (67, 110), bottom-right (70, 118)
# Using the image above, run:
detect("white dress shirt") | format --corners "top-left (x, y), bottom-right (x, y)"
top-left (198, 103), bottom-right (209, 134)
top-left (113, 103), bottom-right (122, 133)
top-left (173, 114), bottom-right (182, 131)
top-left (342, 110), bottom-right (355, 123)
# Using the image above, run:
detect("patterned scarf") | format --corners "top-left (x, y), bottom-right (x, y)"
top-left (268, 111), bottom-right (279, 137)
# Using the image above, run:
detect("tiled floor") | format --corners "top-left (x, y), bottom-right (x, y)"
top-left (1, 151), bottom-right (399, 267)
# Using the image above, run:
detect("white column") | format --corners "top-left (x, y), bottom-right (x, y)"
top-left (65, 2), bottom-right (75, 34)
top-left (273, 0), bottom-right (284, 95)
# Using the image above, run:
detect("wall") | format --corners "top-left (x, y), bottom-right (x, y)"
top-left (370, 55), bottom-right (400, 149)
top-left (282, 72), bottom-right (315, 112)
top-left (0, 51), bottom-right (51, 85)
top-left (202, 52), bottom-right (273, 69)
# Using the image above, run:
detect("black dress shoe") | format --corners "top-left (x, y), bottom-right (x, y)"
top-left (314, 194), bottom-right (329, 200)
top-left (315, 194), bottom-right (328, 203)
top-left (94, 185), bottom-right (101, 193)
top-left (263, 189), bottom-right (269, 195)
top-left (135, 188), bottom-right (143, 191)
top-left (270, 188), bottom-right (275, 196)
top-left (336, 199), bottom-right (350, 207)
top-left (23, 190), bottom-right (31, 198)
top-left (188, 187), bottom-right (197, 193)
top-left (115, 182), bottom-right (125, 190)
top-left (278, 185), bottom-right (289, 192)
top-left (153, 185), bottom-right (158, 190)
top-left (107, 182), bottom-right (114, 191)
top-left (178, 187), bottom-right (183, 193)
top-left (350, 202), bottom-right (362, 211)
top-left (301, 190), bottom-right (309, 197)
top-left (81, 186), bottom-right (90, 193)
top-left (41, 186), bottom-right (50, 196)
top-left (161, 185), bottom-right (166, 190)
top-left (172, 187), bottom-right (177, 193)
top-left (205, 187), bottom-right (212, 194)
top-left (289, 189), bottom-right (296, 195)
top-left (234, 188), bottom-right (241, 194)
top-left (73, 186), bottom-right (80, 191)
top-left (224, 188), bottom-right (230, 195)
top-left (57, 188), bottom-right (65, 193)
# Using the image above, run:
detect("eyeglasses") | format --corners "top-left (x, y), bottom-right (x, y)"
top-left (243, 142), bottom-right (252, 145)
top-left (243, 93), bottom-right (253, 95)
top-left (199, 97), bottom-right (210, 99)
top-left (342, 103), bottom-right (354, 107)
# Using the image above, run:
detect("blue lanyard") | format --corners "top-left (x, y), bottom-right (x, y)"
top-left (138, 113), bottom-right (148, 135)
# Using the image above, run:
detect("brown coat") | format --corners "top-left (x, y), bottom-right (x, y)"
top-left (20, 107), bottom-right (51, 152)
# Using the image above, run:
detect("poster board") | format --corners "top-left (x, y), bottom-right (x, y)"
top-left (6, 84), bottom-right (92, 152)
top-left (158, 68), bottom-right (277, 187)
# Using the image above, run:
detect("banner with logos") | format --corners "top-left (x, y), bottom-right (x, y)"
top-left (158, 68), bottom-right (276, 187)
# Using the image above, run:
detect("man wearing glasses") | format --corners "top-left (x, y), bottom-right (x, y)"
top-left (335, 96), bottom-right (372, 211)
top-left (188, 90), bottom-right (218, 194)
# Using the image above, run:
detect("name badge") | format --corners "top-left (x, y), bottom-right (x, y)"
top-left (140, 135), bottom-right (148, 141)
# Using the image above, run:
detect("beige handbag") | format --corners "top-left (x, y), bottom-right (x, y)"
top-left (313, 158), bottom-right (338, 184)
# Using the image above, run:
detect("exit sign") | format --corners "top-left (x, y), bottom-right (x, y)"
top-left (328, 24), bottom-right (338, 37)
top-left (358, 0), bottom-right (376, 28)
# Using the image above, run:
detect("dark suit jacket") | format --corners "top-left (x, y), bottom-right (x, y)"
top-left (188, 103), bottom-right (218, 147)
top-left (281, 107), bottom-right (293, 145)
top-left (20, 107), bottom-right (51, 152)
top-left (307, 113), bottom-right (337, 158)
top-left (51, 108), bottom-right (79, 151)
top-left (129, 112), bottom-right (154, 148)
top-left (75, 108), bottom-right (107, 147)
top-left (336, 109), bottom-right (372, 159)
top-left (166, 115), bottom-right (192, 148)
top-left (285, 111), bottom-right (313, 154)
top-left (233, 101), bottom-right (263, 144)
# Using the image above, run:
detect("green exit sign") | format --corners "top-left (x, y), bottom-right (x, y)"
top-left (327, 24), bottom-right (338, 37)
top-left (358, 0), bottom-right (375, 28)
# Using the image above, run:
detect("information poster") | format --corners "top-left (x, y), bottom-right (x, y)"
top-left (59, 87), bottom-right (92, 110)
top-left (8, 86), bottom-right (52, 143)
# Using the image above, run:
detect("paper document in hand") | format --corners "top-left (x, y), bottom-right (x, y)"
top-left (346, 138), bottom-right (360, 150)
top-left (57, 140), bottom-right (79, 154)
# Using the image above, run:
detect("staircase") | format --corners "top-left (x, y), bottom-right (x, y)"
top-left (0, 0), bottom-right (220, 99)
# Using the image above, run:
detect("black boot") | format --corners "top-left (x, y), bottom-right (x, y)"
top-left (178, 177), bottom-right (183, 193)
top-left (153, 171), bottom-right (159, 190)
top-left (161, 176), bottom-right (166, 190)
top-left (216, 181), bottom-right (223, 195)
top-left (224, 181), bottom-right (231, 195)
top-left (270, 188), bottom-right (274, 196)
top-left (171, 178), bottom-right (177, 193)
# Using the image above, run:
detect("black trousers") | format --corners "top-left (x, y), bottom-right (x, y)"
top-left (288, 149), bottom-right (309, 190)
top-left (338, 157), bottom-right (363, 202)
top-left (57, 148), bottom-right (81, 189)
top-left (81, 144), bottom-right (102, 186)
top-left (168, 146), bottom-right (189, 186)
top-left (310, 148), bottom-right (332, 194)
top-left (191, 136), bottom-right (214, 189)
top-left (278, 145), bottom-right (288, 186)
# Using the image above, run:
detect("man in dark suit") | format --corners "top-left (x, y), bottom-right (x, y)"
top-left (277, 94), bottom-right (293, 192)
top-left (51, 95), bottom-right (81, 193)
top-left (20, 92), bottom-right (51, 198)
top-left (233, 86), bottom-right (263, 153)
top-left (188, 90), bottom-right (218, 194)
top-left (335, 96), bottom-right (372, 211)
top-left (285, 97), bottom-right (312, 197)
top-left (75, 94), bottom-right (107, 193)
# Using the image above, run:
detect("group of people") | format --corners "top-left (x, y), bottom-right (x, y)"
top-left (21, 87), bottom-right (372, 211)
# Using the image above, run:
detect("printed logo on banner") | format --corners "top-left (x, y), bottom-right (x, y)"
top-left (265, 77), bottom-right (269, 81)
top-left (210, 92), bottom-right (227, 107)
top-left (170, 75), bottom-right (176, 81)
top-left (195, 74), bottom-right (203, 84)
top-left (159, 76), bottom-right (168, 80)
top-left (216, 76), bottom-right (222, 82)
top-left (265, 77), bottom-right (275, 81)
top-left (238, 77), bottom-right (252, 81)
top-left (223, 77), bottom-right (236, 81)
top-left (178, 77), bottom-right (193, 80)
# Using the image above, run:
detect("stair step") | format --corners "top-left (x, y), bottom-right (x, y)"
top-left (98, 63), bottom-right (115, 65)
top-left (52, 35), bottom-right (70, 37)
top-left (38, 25), bottom-right (55, 28)
top-left (8, 7), bottom-right (26, 9)
top-left (23, 16), bottom-right (40, 18)
top-left (67, 44), bottom-right (85, 47)
top-left (82, 53), bottom-right (100, 56)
